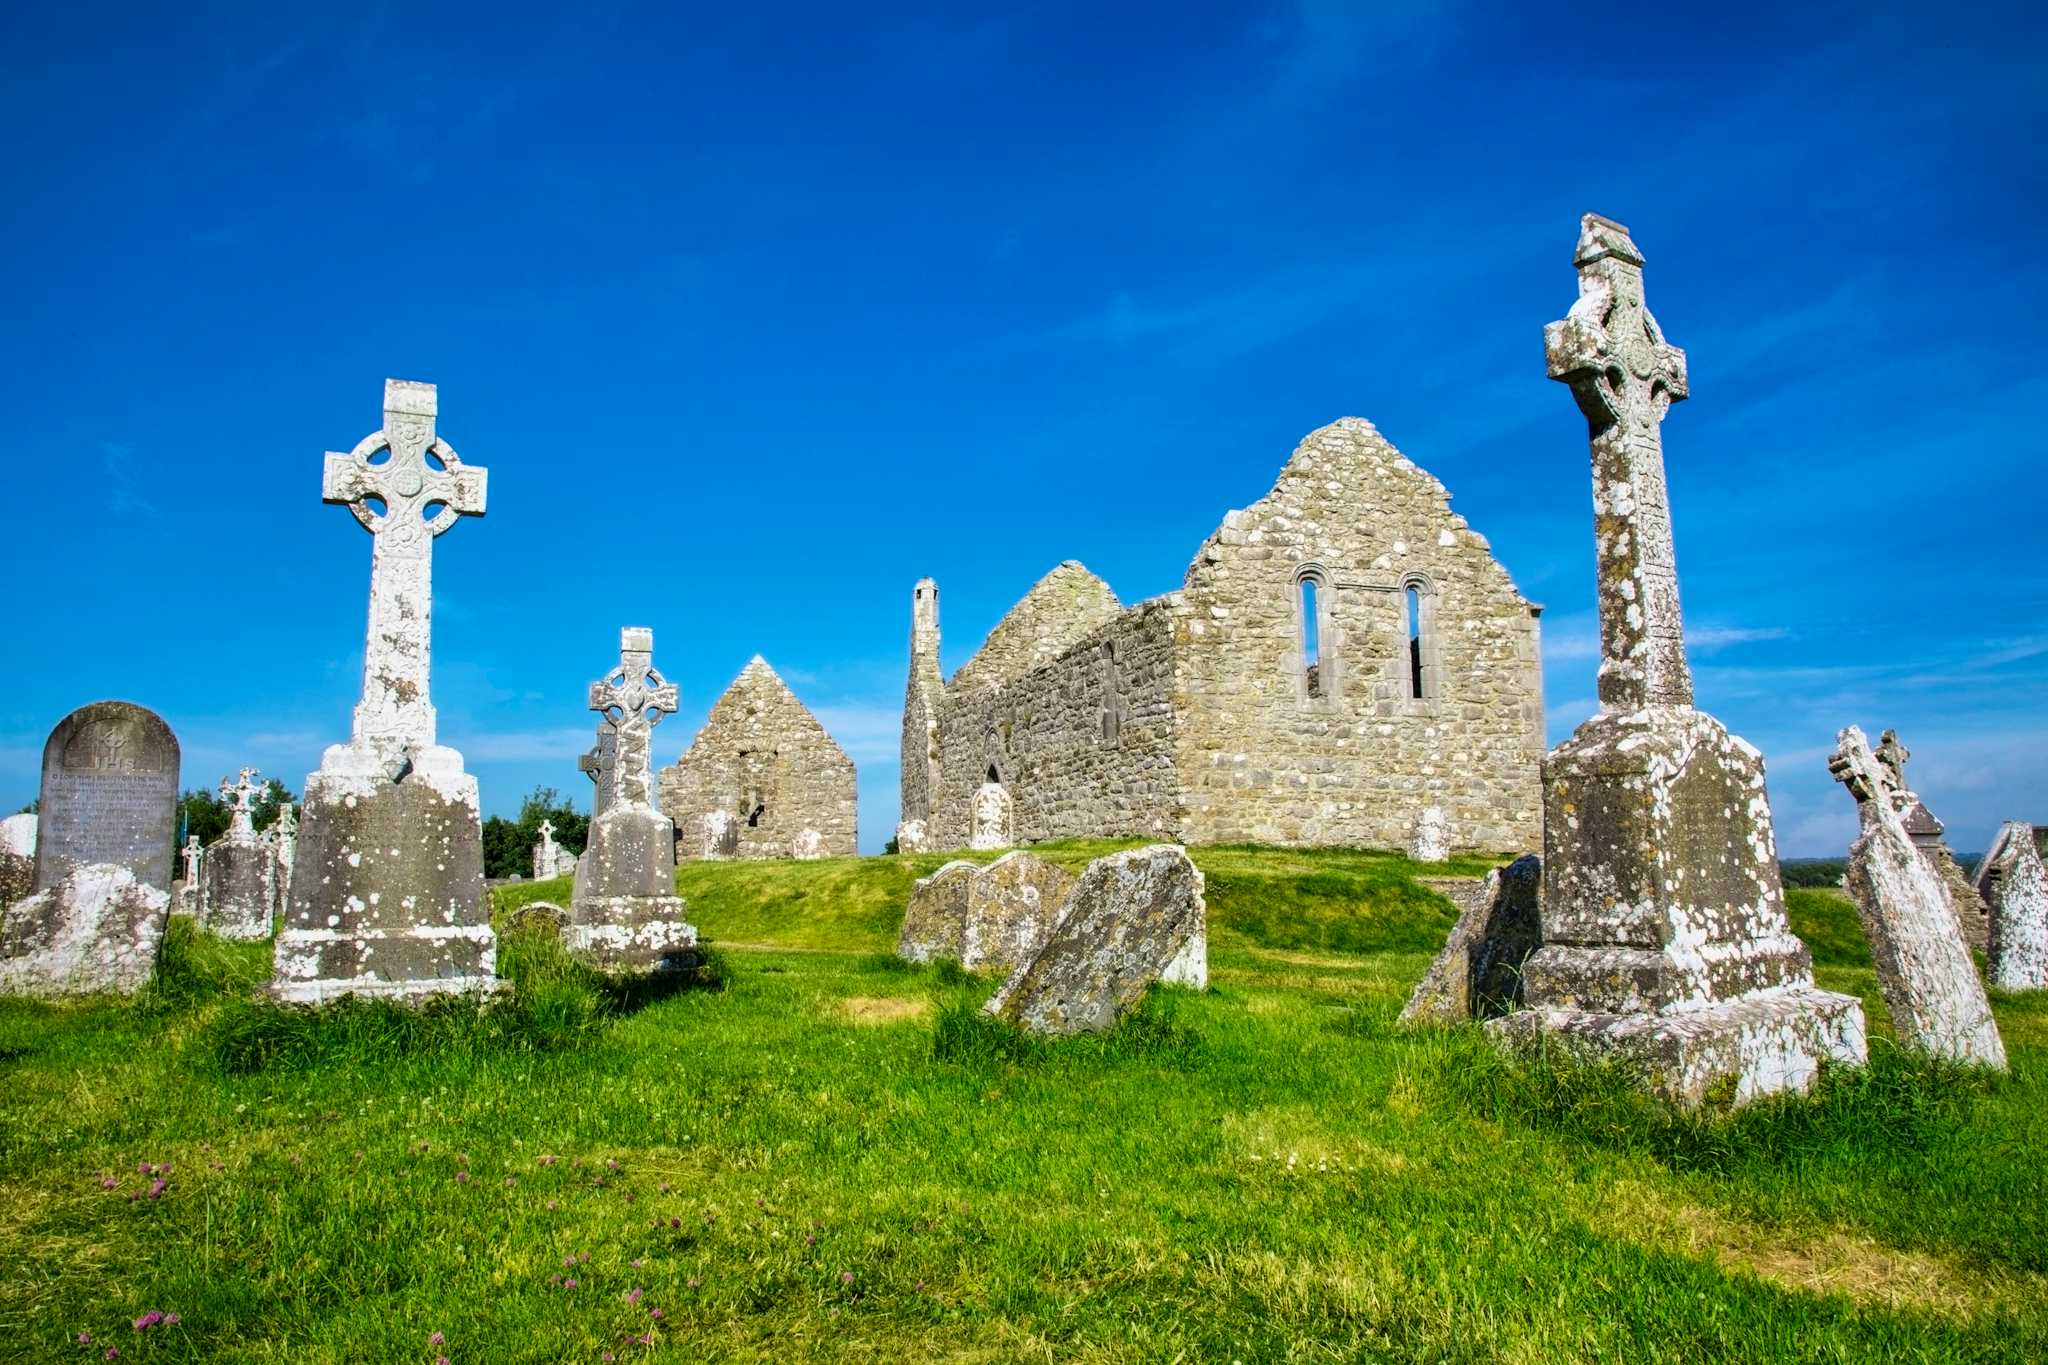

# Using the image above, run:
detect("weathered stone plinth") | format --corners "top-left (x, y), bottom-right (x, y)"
top-left (1402, 854), bottom-right (1542, 1025)
top-left (1978, 822), bottom-right (2048, 991)
top-left (199, 837), bottom-right (276, 940)
top-left (569, 803), bottom-right (697, 974)
top-left (986, 845), bottom-right (1206, 1036)
top-left (1490, 708), bottom-right (1867, 1104)
top-left (272, 757), bottom-right (497, 1003)
top-left (1832, 727), bottom-right (2005, 1065)
top-left (0, 864), bottom-right (171, 997)
top-left (1408, 806), bottom-right (1450, 863)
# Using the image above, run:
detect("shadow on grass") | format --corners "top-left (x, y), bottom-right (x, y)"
top-left (1425, 1025), bottom-right (1999, 1175)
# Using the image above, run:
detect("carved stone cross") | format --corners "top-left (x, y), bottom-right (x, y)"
top-left (322, 379), bottom-right (488, 770)
top-left (219, 766), bottom-right (262, 839)
top-left (588, 627), bottom-right (677, 809)
top-left (1546, 214), bottom-right (1692, 710)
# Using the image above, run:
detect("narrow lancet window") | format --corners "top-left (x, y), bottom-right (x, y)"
top-left (1406, 585), bottom-right (1425, 700)
top-left (1301, 576), bottom-right (1324, 698)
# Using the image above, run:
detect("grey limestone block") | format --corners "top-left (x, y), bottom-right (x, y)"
top-left (1401, 855), bottom-right (1542, 1025)
top-left (985, 844), bottom-right (1206, 1037)
top-left (897, 860), bottom-right (977, 964)
top-left (0, 863), bottom-right (172, 997)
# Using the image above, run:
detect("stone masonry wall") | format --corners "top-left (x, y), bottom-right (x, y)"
top-left (929, 599), bottom-right (1185, 847)
top-left (947, 563), bottom-right (1124, 697)
top-left (660, 657), bottom-right (858, 860)
top-left (1174, 419), bottom-right (1544, 852)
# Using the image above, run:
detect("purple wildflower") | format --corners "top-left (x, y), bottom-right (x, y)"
top-left (145, 1179), bottom-right (166, 1200)
top-left (437, 1358), bottom-right (449, 1365)
top-left (77, 1331), bottom-right (91, 1344)
top-left (136, 1160), bottom-right (148, 1175)
top-left (626, 1287), bottom-right (643, 1305)
top-left (651, 1307), bottom-right (665, 1319)
top-left (132, 1311), bottom-right (163, 1331)
top-left (840, 1271), bottom-right (854, 1285)
top-left (104, 1349), bottom-right (119, 1361)
top-left (605, 1158), bottom-right (618, 1172)
top-left (100, 1177), bottom-right (116, 1190)
top-left (429, 1331), bottom-right (444, 1346)
top-left (564, 1278), bottom-right (578, 1290)
top-left (504, 1177), bottom-right (516, 1188)
top-left (163, 1315), bottom-right (179, 1326)
top-left (454, 1171), bottom-right (470, 1185)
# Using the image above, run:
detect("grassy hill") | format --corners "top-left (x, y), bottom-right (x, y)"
top-left (0, 848), bottom-right (2042, 1362)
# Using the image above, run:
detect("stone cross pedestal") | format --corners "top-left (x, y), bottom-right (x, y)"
top-left (569, 628), bottom-right (697, 974)
top-left (272, 380), bottom-right (496, 1003)
top-left (1488, 216), bottom-right (1866, 1105)
top-left (1832, 728), bottom-right (2006, 1065)
top-left (200, 767), bottom-right (277, 940)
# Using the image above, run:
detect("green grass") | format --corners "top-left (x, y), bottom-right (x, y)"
top-left (0, 857), bottom-right (2043, 1361)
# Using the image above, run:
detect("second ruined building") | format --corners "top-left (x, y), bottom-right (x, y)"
top-left (899, 418), bottom-right (1546, 854)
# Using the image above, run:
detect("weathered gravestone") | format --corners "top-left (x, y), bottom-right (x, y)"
top-left (1866, 729), bottom-right (1990, 949)
top-left (985, 845), bottom-right (1206, 1036)
top-left (1976, 822), bottom-right (2048, 990)
top-left (1408, 806), bottom-right (1449, 863)
top-left (963, 851), bottom-right (1077, 976)
top-left (569, 628), bottom-right (697, 974)
top-left (1402, 855), bottom-right (1543, 1025)
top-left (0, 864), bottom-right (171, 997)
top-left (791, 828), bottom-right (825, 861)
top-left (200, 767), bottom-right (277, 940)
top-left (532, 820), bottom-right (561, 882)
top-left (1831, 727), bottom-right (2005, 1065)
top-left (175, 834), bottom-right (201, 915)
top-left (897, 860), bottom-right (977, 964)
top-left (272, 379), bottom-right (498, 1003)
top-left (32, 701), bottom-right (179, 894)
top-left (1488, 216), bottom-right (1866, 1105)
top-left (969, 781), bottom-right (1013, 851)
top-left (0, 813), bottom-right (35, 908)
top-left (266, 801), bottom-right (297, 917)
top-left (895, 818), bottom-right (929, 854)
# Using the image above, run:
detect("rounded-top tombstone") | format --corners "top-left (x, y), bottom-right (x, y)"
top-left (32, 701), bottom-right (179, 895)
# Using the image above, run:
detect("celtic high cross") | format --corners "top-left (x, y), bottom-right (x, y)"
top-left (220, 766), bottom-right (263, 839)
top-left (322, 380), bottom-right (488, 770)
top-left (1545, 214), bottom-right (1692, 711)
top-left (589, 627), bottom-right (678, 809)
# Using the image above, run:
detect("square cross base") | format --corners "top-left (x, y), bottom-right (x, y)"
top-left (1487, 984), bottom-right (1867, 1106)
top-left (566, 897), bottom-right (699, 976)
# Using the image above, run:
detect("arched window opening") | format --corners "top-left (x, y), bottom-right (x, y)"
top-left (1300, 575), bottom-right (1324, 699)
top-left (985, 763), bottom-right (1000, 784)
top-left (1406, 585), bottom-right (1424, 700)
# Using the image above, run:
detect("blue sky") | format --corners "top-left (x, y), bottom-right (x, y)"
top-left (2, 2), bottom-right (2043, 856)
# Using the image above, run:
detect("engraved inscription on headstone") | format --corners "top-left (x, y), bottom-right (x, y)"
top-left (33, 701), bottom-right (179, 894)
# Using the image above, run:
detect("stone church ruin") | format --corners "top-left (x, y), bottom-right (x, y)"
top-left (659, 657), bottom-right (858, 862)
top-left (899, 419), bottom-right (1546, 854)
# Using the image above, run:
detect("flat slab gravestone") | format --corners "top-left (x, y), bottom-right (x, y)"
top-left (1830, 727), bottom-right (2005, 1066)
top-left (32, 701), bottom-right (179, 895)
top-left (985, 844), bottom-right (1206, 1037)
top-left (569, 628), bottom-right (698, 974)
top-left (1408, 806), bottom-right (1450, 863)
top-left (199, 767), bottom-right (277, 940)
top-left (1488, 216), bottom-right (1865, 1106)
top-left (962, 851), bottom-right (1077, 976)
top-left (271, 379), bottom-right (498, 1003)
top-left (1977, 821), bottom-right (2048, 990)
top-left (897, 860), bottom-right (977, 964)
top-left (0, 864), bottom-right (171, 997)
top-left (1402, 855), bottom-right (1543, 1025)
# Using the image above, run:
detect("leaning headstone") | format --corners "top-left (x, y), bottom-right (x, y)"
top-left (1866, 730), bottom-right (1990, 949)
top-left (1403, 855), bottom-right (1543, 1025)
top-left (272, 379), bottom-right (498, 1003)
top-left (969, 782), bottom-right (1013, 851)
top-left (1830, 727), bottom-right (2005, 1066)
top-left (1489, 216), bottom-right (1866, 1105)
top-left (200, 768), bottom-right (278, 940)
top-left (0, 864), bottom-right (171, 997)
top-left (962, 851), bottom-right (1077, 975)
top-left (1408, 806), bottom-right (1449, 863)
top-left (32, 701), bottom-right (179, 894)
top-left (0, 813), bottom-right (35, 908)
top-left (569, 628), bottom-right (697, 974)
top-left (986, 845), bottom-right (1206, 1036)
top-left (896, 860), bottom-right (977, 964)
top-left (1973, 821), bottom-right (2048, 991)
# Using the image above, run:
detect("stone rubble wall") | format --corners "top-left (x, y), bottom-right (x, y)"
top-left (1173, 419), bottom-right (1544, 853)
top-left (928, 599), bottom-right (1185, 849)
top-left (660, 659), bottom-right (858, 861)
top-left (947, 563), bottom-right (1125, 698)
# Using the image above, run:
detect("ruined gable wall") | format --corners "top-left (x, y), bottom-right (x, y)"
top-left (660, 666), bottom-right (858, 860)
top-left (1174, 418), bottom-right (1544, 852)
top-left (928, 600), bottom-right (1185, 848)
top-left (947, 562), bottom-right (1124, 697)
